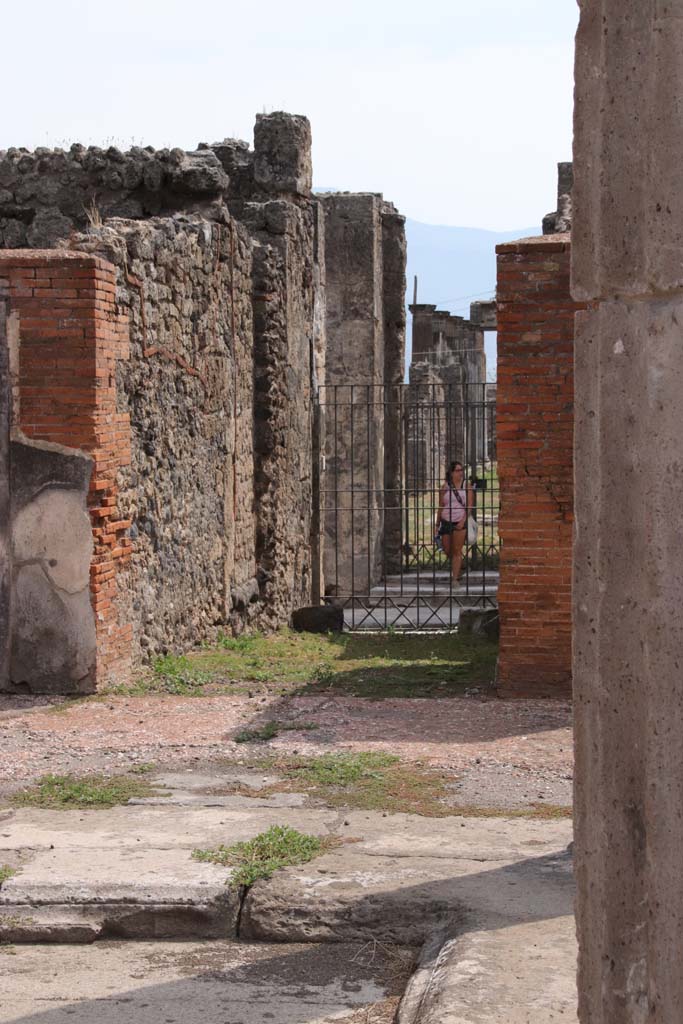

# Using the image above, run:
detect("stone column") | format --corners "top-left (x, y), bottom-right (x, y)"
top-left (318, 193), bottom-right (386, 596)
top-left (573, 3), bottom-right (683, 1020)
top-left (382, 204), bottom-right (407, 575)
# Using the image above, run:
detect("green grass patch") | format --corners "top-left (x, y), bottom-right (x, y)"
top-left (266, 751), bottom-right (456, 817)
top-left (11, 773), bottom-right (166, 810)
top-left (0, 866), bottom-right (17, 886)
top-left (234, 720), bottom-right (319, 744)
top-left (222, 753), bottom-right (571, 820)
top-left (107, 629), bottom-right (497, 700)
top-left (192, 824), bottom-right (334, 888)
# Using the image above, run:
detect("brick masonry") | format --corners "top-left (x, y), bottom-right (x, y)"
top-left (0, 250), bottom-right (131, 689)
top-left (495, 234), bottom-right (583, 698)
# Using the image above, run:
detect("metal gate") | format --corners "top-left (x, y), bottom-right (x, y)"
top-left (314, 381), bottom-right (499, 630)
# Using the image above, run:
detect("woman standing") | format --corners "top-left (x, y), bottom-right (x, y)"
top-left (435, 460), bottom-right (472, 581)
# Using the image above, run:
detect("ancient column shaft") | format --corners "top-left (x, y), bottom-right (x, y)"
top-left (573, 2), bottom-right (683, 1020)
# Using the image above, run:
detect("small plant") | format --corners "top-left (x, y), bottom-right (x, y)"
top-left (192, 824), bottom-right (332, 888)
top-left (293, 751), bottom-right (398, 787)
top-left (313, 664), bottom-right (336, 686)
top-left (129, 762), bottom-right (155, 774)
top-left (0, 866), bottom-right (17, 887)
top-left (150, 654), bottom-right (211, 695)
top-left (216, 633), bottom-right (260, 652)
top-left (11, 773), bottom-right (166, 810)
top-left (234, 720), bottom-right (319, 743)
top-left (235, 720), bottom-right (281, 744)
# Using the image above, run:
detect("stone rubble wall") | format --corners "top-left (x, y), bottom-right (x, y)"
top-left (0, 295), bottom-right (11, 686)
top-left (70, 217), bottom-right (262, 660)
top-left (0, 144), bottom-right (229, 249)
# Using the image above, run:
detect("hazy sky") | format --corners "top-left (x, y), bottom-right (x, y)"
top-left (2, 1), bottom-right (578, 230)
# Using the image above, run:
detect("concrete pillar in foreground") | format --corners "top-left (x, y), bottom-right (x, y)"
top-left (573, 3), bottom-right (683, 1020)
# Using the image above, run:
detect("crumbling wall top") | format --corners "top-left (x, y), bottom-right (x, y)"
top-left (253, 112), bottom-right (312, 197)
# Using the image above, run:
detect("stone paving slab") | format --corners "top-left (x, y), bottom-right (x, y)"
top-left (0, 940), bottom-right (404, 1024)
top-left (397, 918), bottom-right (577, 1023)
top-left (0, 780), bottom-right (577, 1020)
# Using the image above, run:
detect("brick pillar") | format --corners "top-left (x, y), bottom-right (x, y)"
top-left (495, 235), bottom-right (583, 698)
top-left (0, 251), bottom-right (132, 688)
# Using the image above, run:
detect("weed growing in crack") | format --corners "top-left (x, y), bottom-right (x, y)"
top-left (0, 866), bottom-right (17, 887)
top-left (192, 824), bottom-right (336, 888)
top-left (11, 773), bottom-right (167, 810)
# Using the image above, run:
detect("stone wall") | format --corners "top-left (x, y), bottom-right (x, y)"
top-left (0, 112), bottom-right (404, 689)
top-left (543, 162), bottom-right (573, 236)
top-left (0, 145), bottom-right (229, 248)
top-left (71, 217), bottom-right (261, 659)
top-left (573, 4), bottom-right (683, 1020)
top-left (0, 114), bottom-right (324, 690)
top-left (495, 235), bottom-right (582, 698)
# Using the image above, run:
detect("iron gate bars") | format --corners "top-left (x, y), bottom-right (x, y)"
top-left (314, 381), bottom-right (499, 631)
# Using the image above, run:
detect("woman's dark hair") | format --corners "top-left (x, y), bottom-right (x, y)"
top-left (446, 460), bottom-right (464, 486)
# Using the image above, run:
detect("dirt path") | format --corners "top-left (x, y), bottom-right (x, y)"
top-left (0, 693), bottom-right (572, 808)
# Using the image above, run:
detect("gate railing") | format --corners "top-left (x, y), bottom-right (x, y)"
top-left (314, 381), bottom-right (498, 629)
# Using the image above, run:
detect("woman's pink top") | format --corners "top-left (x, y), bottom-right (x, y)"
top-left (440, 485), bottom-right (466, 523)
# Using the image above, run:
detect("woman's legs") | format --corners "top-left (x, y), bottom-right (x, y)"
top-left (450, 526), bottom-right (467, 581)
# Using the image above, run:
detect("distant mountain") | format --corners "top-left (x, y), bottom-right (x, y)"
top-left (404, 219), bottom-right (540, 378)
top-left (405, 219), bottom-right (539, 315)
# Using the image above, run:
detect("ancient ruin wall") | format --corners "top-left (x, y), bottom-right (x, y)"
top-left (0, 113), bottom-right (324, 686)
top-left (496, 235), bottom-right (583, 698)
top-left (381, 207), bottom-right (407, 574)
top-left (221, 116), bottom-right (323, 626)
top-left (0, 145), bottom-right (230, 248)
top-left (71, 217), bottom-right (259, 659)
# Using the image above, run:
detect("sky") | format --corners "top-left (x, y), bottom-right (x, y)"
top-left (2, 0), bottom-right (578, 231)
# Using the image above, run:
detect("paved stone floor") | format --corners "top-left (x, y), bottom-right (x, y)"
top-left (0, 688), bottom-right (576, 1022)
top-left (0, 940), bottom-right (406, 1024)
top-left (0, 778), bottom-right (576, 1022)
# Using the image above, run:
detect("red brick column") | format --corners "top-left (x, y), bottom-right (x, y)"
top-left (0, 250), bottom-right (132, 688)
top-left (495, 235), bottom-right (583, 698)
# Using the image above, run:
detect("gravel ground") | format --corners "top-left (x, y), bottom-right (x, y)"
top-left (0, 691), bottom-right (572, 809)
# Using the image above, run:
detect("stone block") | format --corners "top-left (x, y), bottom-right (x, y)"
top-left (291, 604), bottom-right (344, 634)
top-left (458, 608), bottom-right (499, 640)
top-left (253, 112), bottom-right (312, 196)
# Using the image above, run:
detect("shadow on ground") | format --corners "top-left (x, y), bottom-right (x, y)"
top-left (3, 847), bottom-right (575, 1024)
